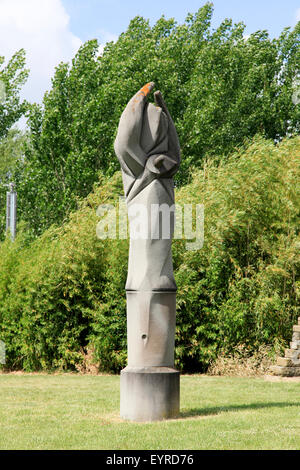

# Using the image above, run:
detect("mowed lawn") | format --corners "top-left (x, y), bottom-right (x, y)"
top-left (0, 374), bottom-right (300, 450)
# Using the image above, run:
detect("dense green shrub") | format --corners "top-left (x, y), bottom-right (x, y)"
top-left (174, 136), bottom-right (300, 369)
top-left (0, 172), bottom-right (125, 371)
top-left (0, 136), bottom-right (299, 372)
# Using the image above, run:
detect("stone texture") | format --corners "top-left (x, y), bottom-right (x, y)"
top-left (114, 82), bottom-right (180, 293)
top-left (120, 366), bottom-right (180, 422)
top-left (115, 83), bottom-right (181, 421)
top-left (292, 331), bottom-right (300, 341)
top-left (270, 365), bottom-right (300, 377)
top-left (277, 357), bottom-right (293, 367)
top-left (271, 319), bottom-right (300, 376)
top-left (126, 291), bottom-right (176, 367)
top-left (285, 349), bottom-right (300, 359)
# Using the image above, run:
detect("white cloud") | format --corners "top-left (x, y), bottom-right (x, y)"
top-left (0, 0), bottom-right (82, 105)
top-left (97, 29), bottom-right (119, 55)
top-left (296, 8), bottom-right (300, 23)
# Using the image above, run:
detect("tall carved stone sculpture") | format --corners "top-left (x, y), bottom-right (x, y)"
top-left (114, 82), bottom-right (180, 421)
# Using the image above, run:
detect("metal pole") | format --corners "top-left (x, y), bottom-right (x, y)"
top-left (6, 182), bottom-right (17, 241)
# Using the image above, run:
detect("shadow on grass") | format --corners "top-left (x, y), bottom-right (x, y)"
top-left (180, 401), bottom-right (300, 419)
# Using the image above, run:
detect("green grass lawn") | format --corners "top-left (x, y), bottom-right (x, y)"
top-left (0, 373), bottom-right (300, 450)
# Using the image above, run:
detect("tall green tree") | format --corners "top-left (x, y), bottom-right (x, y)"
top-left (17, 3), bottom-right (300, 235)
top-left (0, 49), bottom-right (29, 139)
top-left (0, 129), bottom-right (26, 180)
top-left (0, 129), bottom-right (28, 239)
top-left (0, 49), bottom-right (29, 237)
top-left (180, 22), bottom-right (300, 174)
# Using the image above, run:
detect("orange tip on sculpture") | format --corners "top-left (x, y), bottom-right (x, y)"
top-left (139, 82), bottom-right (155, 97)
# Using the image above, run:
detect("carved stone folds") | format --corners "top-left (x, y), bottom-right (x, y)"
top-left (114, 83), bottom-right (181, 420)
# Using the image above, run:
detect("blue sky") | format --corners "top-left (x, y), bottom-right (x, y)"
top-left (63, 0), bottom-right (300, 43)
top-left (0, 0), bottom-right (299, 108)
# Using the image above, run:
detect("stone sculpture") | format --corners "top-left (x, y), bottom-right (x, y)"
top-left (114, 82), bottom-right (180, 421)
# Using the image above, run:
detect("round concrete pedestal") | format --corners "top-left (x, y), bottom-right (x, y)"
top-left (120, 366), bottom-right (180, 422)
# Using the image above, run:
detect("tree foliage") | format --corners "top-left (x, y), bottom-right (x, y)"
top-left (0, 49), bottom-right (29, 140)
top-left (0, 129), bottom-right (28, 238)
top-left (15, 4), bottom-right (300, 236)
top-left (0, 136), bottom-right (299, 372)
top-left (0, 49), bottom-right (29, 238)
top-left (0, 129), bottom-right (27, 181)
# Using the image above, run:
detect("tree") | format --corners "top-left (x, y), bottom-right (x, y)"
top-left (0, 129), bottom-right (28, 239)
top-left (0, 129), bottom-right (26, 180)
top-left (180, 21), bottom-right (300, 176)
top-left (0, 49), bottom-right (29, 139)
top-left (0, 49), bottom-right (29, 237)
top-left (16, 3), bottom-right (300, 235)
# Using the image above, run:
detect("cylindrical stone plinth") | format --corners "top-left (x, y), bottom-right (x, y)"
top-left (120, 366), bottom-right (180, 422)
top-left (120, 291), bottom-right (180, 421)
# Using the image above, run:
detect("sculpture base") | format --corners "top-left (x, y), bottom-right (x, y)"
top-left (120, 366), bottom-right (180, 422)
